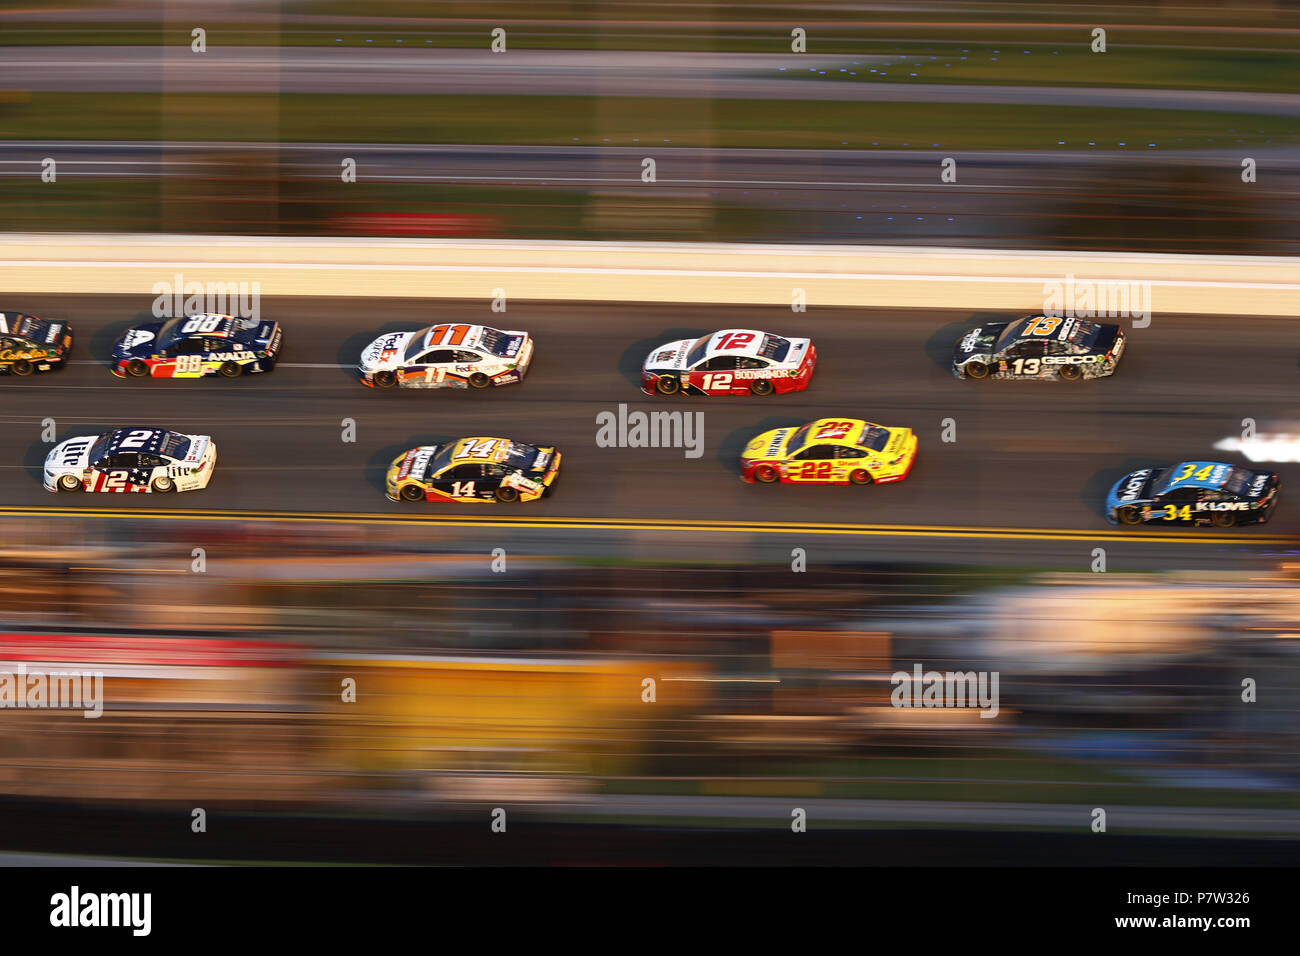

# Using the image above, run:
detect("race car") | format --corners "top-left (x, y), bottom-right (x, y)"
top-left (740, 417), bottom-right (917, 485)
top-left (0, 312), bottom-right (72, 376)
top-left (44, 426), bottom-right (217, 494)
top-left (642, 329), bottom-right (816, 396)
top-left (386, 437), bottom-right (560, 503)
top-left (358, 323), bottom-right (533, 389)
top-left (111, 313), bottom-right (282, 379)
top-left (1106, 460), bottom-right (1279, 527)
top-left (952, 314), bottom-right (1125, 381)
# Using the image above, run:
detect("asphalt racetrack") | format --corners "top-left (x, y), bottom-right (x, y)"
top-left (0, 295), bottom-right (1296, 567)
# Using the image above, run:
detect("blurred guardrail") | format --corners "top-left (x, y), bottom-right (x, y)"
top-left (0, 234), bottom-right (1297, 315)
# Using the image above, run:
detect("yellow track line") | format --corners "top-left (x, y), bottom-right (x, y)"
top-left (0, 506), bottom-right (1291, 545)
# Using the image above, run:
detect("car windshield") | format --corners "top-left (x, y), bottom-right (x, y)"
top-left (157, 318), bottom-right (185, 349)
top-left (504, 441), bottom-right (541, 468)
top-left (405, 329), bottom-right (434, 363)
top-left (760, 333), bottom-right (791, 362)
top-left (860, 425), bottom-right (890, 451)
top-left (1222, 467), bottom-right (1256, 497)
top-left (477, 328), bottom-right (520, 357)
top-left (160, 432), bottom-right (191, 460)
top-left (88, 433), bottom-right (114, 464)
top-left (786, 423), bottom-right (813, 451)
top-left (685, 334), bottom-right (713, 368)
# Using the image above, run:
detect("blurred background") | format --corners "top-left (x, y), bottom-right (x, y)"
top-left (0, 1), bottom-right (1298, 864)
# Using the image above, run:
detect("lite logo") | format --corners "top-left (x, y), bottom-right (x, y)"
top-left (50, 886), bottom-right (151, 936)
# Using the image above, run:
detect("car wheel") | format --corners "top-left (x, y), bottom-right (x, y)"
top-left (495, 486), bottom-right (520, 503)
top-left (1211, 512), bottom-right (1237, 529)
top-left (468, 372), bottom-right (492, 389)
top-left (849, 469), bottom-right (873, 485)
top-left (219, 361), bottom-right (242, 378)
top-left (126, 359), bottom-right (150, 378)
top-left (373, 370), bottom-right (397, 388)
top-left (150, 476), bottom-right (175, 493)
top-left (399, 483), bottom-right (425, 502)
top-left (753, 464), bottom-right (780, 484)
top-left (964, 362), bottom-right (990, 380)
top-left (1058, 365), bottom-right (1083, 381)
top-left (1117, 505), bottom-right (1144, 525)
top-left (11, 360), bottom-right (33, 377)
top-left (749, 379), bottom-right (774, 396)
top-left (57, 474), bottom-right (82, 492)
top-left (655, 375), bottom-right (680, 395)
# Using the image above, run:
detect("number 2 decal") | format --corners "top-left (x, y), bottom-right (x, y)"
top-left (701, 373), bottom-right (732, 391)
top-left (117, 429), bottom-right (154, 450)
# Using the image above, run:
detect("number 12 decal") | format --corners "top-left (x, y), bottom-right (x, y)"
top-left (701, 373), bottom-right (732, 391)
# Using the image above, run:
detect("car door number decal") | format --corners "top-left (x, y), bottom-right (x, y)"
top-left (451, 481), bottom-right (476, 497)
top-left (1011, 358), bottom-right (1041, 375)
top-left (702, 373), bottom-right (732, 390)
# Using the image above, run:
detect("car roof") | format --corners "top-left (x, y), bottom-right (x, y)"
top-left (702, 329), bottom-right (768, 359)
top-left (0, 313), bottom-right (40, 336)
top-left (417, 324), bottom-right (488, 352)
top-left (100, 427), bottom-right (174, 456)
top-left (796, 418), bottom-right (874, 448)
top-left (1152, 461), bottom-right (1235, 495)
top-left (446, 437), bottom-right (512, 464)
top-left (171, 314), bottom-right (238, 338)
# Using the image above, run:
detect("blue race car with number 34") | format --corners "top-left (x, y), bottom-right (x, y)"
top-left (1106, 460), bottom-right (1279, 527)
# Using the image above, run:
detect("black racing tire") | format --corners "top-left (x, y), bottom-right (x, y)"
top-left (1058, 365), bottom-right (1083, 382)
top-left (964, 362), bottom-right (990, 380)
top-left (57, 474), bottom-right (82, 492)
top-left (11, 359), bottom-right (33, 377)
top-left (126, 359), bottom-right (150, 378)
top-left (468, 372), bottom-right (492, 389)
top-left (399, 483), bottom-right (425, 502)
top-left (849, 469), bottom-right (873, 485)
top-left (218, 361), bottom-right (242, 378)
top-left (1117, 505), bottom-right (1144, 525)
top-left (1257, 506), bottom-right (1271, 525)
top-left (749, 379), bottom-right (774, 396)
top-left (373, 370), bottom-right (398, 388)
top-left (150, 475), bottom-right (176, 493)
top-left (494, 485), bottom-right (520, 503)
top-left (1211, 511), bottom-right (1237, 529)
top-left (655, 375), bottom-right (681, 395)
top-left (753, 464), bottom-right (780, 484)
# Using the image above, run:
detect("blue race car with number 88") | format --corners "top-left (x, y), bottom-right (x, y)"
top-left (1106, 460), bottom-right (1279, 527)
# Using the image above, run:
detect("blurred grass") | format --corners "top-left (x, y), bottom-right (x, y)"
top-left (3, 93), bottom-right (1297, 150)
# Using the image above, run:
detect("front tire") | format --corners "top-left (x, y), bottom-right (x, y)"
top-left (964, 362), bottom-right (990, 380)
top-left (150, 476), bottom-right (176, 493)
top-left (126, 359), bottom-right (150, 378)
top-left (219, 361), bottom-right (242, 378)
top-left (468, 372), bottom-right (492, 389)
top-left (655, 375), bottom-right (680, 395)
top-left (495, 486), bottom-right (520, 503)
top-left (749, 379), bottom-right (774, 396)
top-left (57, 474), bottom-right (82, 492)
top-left (1211, 512), bottom-right (1237, 529)
top-left (1117, 505), bottom-right (1144, 525)
top-left (1058, 365), bottom-right (1083, 382)
top-left (373, 370), bottom-right (397, 388)
top-left (11, 359), bottom-right (33, 377)
top-left (400, 483), bottom-right (425, 502)
top-left (753, 464), bottom-right (780, 484)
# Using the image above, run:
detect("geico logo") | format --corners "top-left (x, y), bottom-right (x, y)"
top-left (1042, 355), bottom-right (1102, 365)
top-left (959, 330), bottom-right (981, 351)
top-left (1196, 501), bottom-right (1251, 511)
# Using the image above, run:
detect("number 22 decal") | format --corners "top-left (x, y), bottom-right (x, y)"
top-left (798, 462), bottom-right (833, 479)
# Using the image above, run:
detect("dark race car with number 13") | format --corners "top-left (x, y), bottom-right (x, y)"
top-left (953, 314), bottom-right (1125, 382)
top-left (111, 313), bottom-right (282, 379)
top-left (642, 329), bottom-right (816, 396)
top-left (1106, 460), bottom-right (1279, 527)
top-left (0, 312), bottom-right (72, 376)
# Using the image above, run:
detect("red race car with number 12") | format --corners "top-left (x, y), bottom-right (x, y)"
top-left (641, 329), bottom-right (816, 396)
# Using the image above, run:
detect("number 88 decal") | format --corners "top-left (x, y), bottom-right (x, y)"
top-left (175, 355), bottom-right (204, 376)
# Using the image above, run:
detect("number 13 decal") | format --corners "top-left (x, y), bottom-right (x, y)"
top-left (1011, 358), bottom-right (1041, 375)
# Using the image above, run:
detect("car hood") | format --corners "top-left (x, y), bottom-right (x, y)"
top-left (113, 322), bottom-right (166, 358)
top-left (743, 427), bottom-right (798, 460)
top-left (45, 435), bottom-right (96, 471)
top-left (643, 339), bottom-right (693, 372)
top-left (953, 323), bottom-right (1007, 362)
top-left (360, 331), bottom-right (417, 372)
top-left (1106, 467), bottom-right (1160, 511)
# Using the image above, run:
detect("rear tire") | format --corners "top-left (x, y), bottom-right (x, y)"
top-left (495, 486), bottom-right (520, 503)
top-left (849, 469), bottom-right (873, 485)
top-left (126, 359), bottom-right (150, 378)
top-left (11, 360), bottom-right (33, 377)
top-left (749, 379), bottom-right (774, 396)
top-left (400, 483), bottom-right (424, 502)
top-left (468, 372), bottom-right (492, 389)
top-left (1211, 512), bottom-right (1237, 529)
top-left (1058, 365), bottom-right (1083, 382)
top-left (655, 375), bottom-right (680, 395)
top-left (219, 361), bottom-right (242, 378)
top-left (373, 370), bottom-right (397, 388)
top-left (57, 474), bottom-right (82, 492)
top-left (1117, 505), bottom-right (1144, 525)
top-left (964, 362), bottom-right (990, 380)
top-left (753, 464), bottom-right (780, 484)
top-left (150, 476), bottom-right (175, 493)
